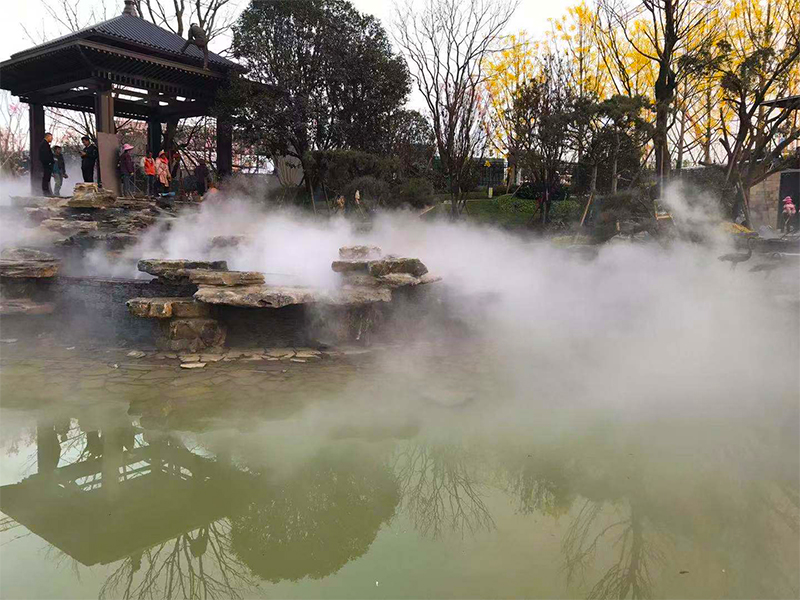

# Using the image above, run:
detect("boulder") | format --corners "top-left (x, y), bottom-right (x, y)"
top-left (209, 235), bottom-right (252, 249)
top-left (68, 183), bottom-right (116, 208)
top-left (0, 248), bottom-right (60, 278)
top-left (127, 297), bottom-right (212, 319)
top-left (339, 245), bottom-right (382, 259)
top-left (157, 318), bottom-right (226, 352)
top-left (332, 256), bottom-right (429, 278)
top-left (368, 257), bottom-right (428, 278)
top-left (138, 259), bottom-right (228, 278)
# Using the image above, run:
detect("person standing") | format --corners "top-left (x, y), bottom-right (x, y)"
top-left (194, 160), bottom-right (209, 196)
top-left (156, 150), bottom-right (171, 194)
top-left (181, 23), bottom-right (209, 70)
top-left (80, 136), bottom-right (98, 183)
top-left (118, 143), bottom-right (135, 197)
top-left (39, 132), bottom-right (54, 196)
top-left (52, 145), bottom-right (68, 196)
top-left (142, 151), bottom-right (156, 197)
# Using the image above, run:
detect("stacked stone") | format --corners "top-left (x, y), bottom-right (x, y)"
top-left (127, 297), bottom-right (224, 352)
top-left (0, 248), bottom-right (60, 315)
top-left (332, 245), bottom-right (435, 288)
top-left (129, 259), bottom-right (267, 351)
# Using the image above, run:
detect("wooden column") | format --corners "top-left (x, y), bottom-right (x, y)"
top-left (147, 117), bottom-right (162, 155)
top-left (94, 83), bottom-right (115, 134)
top-left (216, 117), bottom-right (232, 179)
top-left (28, 103), bottom-right (45, 195)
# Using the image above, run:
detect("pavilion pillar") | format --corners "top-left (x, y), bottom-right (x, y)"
top-left (94, 82), bottom-right (115, 134)
top-left (147, 117), bottom-right (162, 155)
top-left (28, 103), bottom-right (45, 195)
top-left (217, 117), bottom-right (232, 179)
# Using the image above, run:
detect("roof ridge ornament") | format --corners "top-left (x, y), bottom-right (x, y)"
top-left (122, 0), bottom-right (139, 17)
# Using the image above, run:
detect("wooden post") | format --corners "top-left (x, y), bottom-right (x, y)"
top-left (94, 82), bottom-right (115, 190)
top-left (94, 83), bottom-right (115, 135)
top-left (147, 117), bottom-right (161, 155)
top-left (28, 103), bottom-right (45, 195)
top-left (216, 117), bottom-right (232, 179)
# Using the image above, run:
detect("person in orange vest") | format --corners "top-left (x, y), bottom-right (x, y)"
top-left (142, 151), bottom-right (157, 197)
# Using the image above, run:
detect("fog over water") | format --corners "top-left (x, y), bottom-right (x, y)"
top-left (0, 177), bottom-right (798, 599)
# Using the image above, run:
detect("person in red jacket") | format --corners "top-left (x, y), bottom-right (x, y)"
top-left (142, 151), bottom-right (156, 197)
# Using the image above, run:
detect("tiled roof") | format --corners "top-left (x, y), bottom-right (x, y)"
top-left (10, 14), bottom-right (238, 70)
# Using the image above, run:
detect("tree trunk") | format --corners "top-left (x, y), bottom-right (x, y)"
top-left (611, 131), bottom-right (619, 195)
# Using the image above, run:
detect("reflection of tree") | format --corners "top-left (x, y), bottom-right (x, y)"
top-left (99, 521), bottom-right (257, 600)
top-left (394, 444), bottom-right (494, 538)
top-left (230, 451), bottom-right (399, 583)
top-left (563, 499), bottom-right (665, 600)
top-left (509, 453), bottom-right (576, 519)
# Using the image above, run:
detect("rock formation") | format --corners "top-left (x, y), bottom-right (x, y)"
top-left (66, 183), bottom-right (116, 208)
top-left (0, 248), bottom-right (60, 316)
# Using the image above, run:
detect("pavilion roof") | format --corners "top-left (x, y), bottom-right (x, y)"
top-left (7, 14), bottom-right (240, 72)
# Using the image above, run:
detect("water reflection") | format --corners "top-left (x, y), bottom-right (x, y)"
top-left (0, 394), bottom-right (798, 599)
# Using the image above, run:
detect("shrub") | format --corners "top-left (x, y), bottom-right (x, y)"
top-left (388, 178), bottom-right (434, 208)
top-left (550, 200), bottom-right (583, 224)
top-left (341, 176), bottom-right (390, 208)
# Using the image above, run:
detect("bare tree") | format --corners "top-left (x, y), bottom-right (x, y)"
top-left (0, 93), bottom-right (28, 175)
top-left (394, 0), bottom-right (518, 218)
top-left (135, 0), bottom-right (239, 43)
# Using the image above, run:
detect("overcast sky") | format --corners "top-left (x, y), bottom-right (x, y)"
top-left (3, 0), bottom-right (575, 110)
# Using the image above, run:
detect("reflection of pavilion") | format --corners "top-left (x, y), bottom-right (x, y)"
top-left (0, 419), bottom-right (401, 598)
top-left (0, 422), bottom-right (234, 568)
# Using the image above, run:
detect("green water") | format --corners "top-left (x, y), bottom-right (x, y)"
top-left (0, 342), bottom-right (797, 600)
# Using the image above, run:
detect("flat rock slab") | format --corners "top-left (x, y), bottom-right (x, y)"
top-left (0, 298), bottom-right (56, 315)
top-left (0, 248), bottom-right (60, 278)
top-left (41, 219), bottom-right (99, 234)
top-left (138, 259), bottom-right (228, 278)
top-left (9, 196), bottom-right (60, 208)
top-left (127, 297), bottom-right (212, 319)
top-left (377, 273), bottom-right (441, 288)
top-left (194, 283), bottom-right (391, 308)
top-left (185, 269), bottom-right (265, 286)
top-left (339, 245), bottom-right (382, 259)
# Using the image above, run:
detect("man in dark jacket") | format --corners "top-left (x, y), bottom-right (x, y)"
top-left (80, 136), bottom-right (98, 182)
top-left (39, 132), bottom-right (54, 196)
top-left (194, 160), bottom-right (209, 196)
top-left (181, 23), bottom-right (209, 70)
top-left (118, 143), bottom-right (136, 197)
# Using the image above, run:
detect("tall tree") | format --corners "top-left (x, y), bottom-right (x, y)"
top-left (513, 54), bottom-right (574, 223)
top-left (394, 0), bottom-right (518, 217)
top-left (228, 0), bottom-right (410, 200)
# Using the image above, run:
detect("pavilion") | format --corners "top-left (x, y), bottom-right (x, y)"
top-left (0, 0), bottom-right (244, 194)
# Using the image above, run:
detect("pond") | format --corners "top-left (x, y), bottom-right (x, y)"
top-left (0, 334), bottom-right (797, 600)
